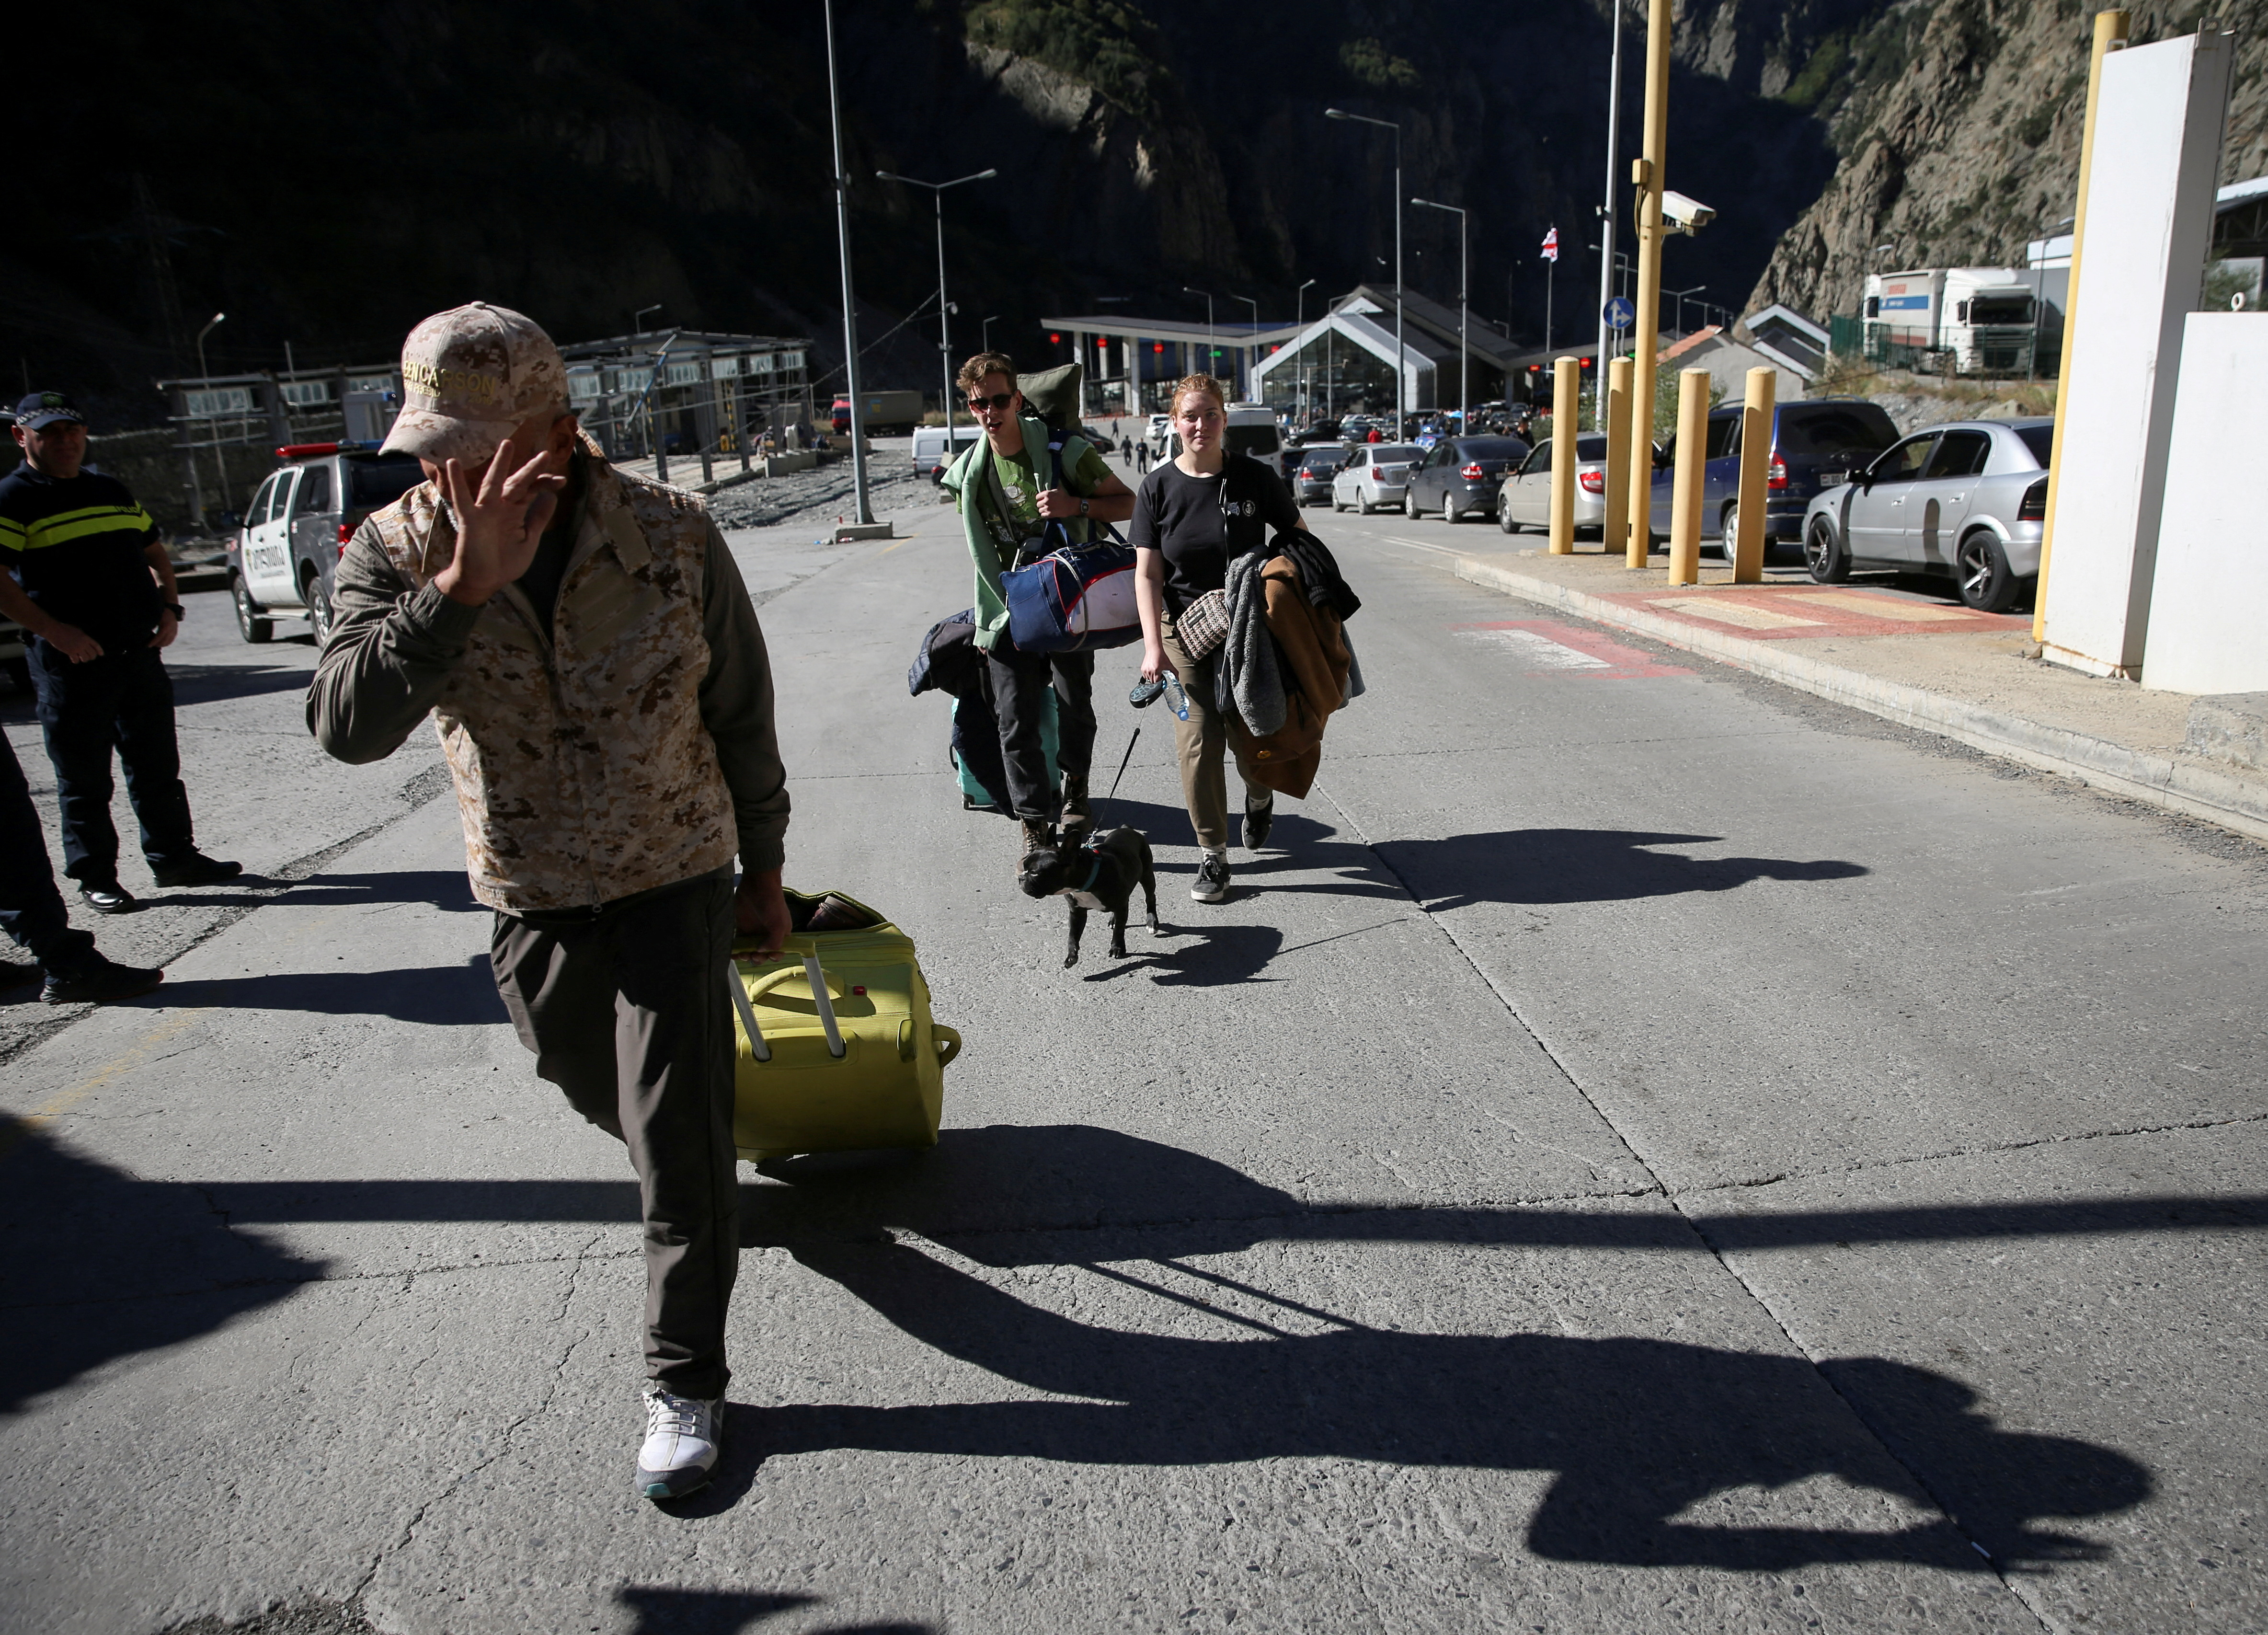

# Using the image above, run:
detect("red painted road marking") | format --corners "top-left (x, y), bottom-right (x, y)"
top-left (1602, 585), bottom-right (2027, 641)
top-left (1452, 620), bottom-right (1693, 679)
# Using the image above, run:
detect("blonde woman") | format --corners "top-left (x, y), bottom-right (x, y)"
top-left (1130, 375), bottom-right (1302, 903)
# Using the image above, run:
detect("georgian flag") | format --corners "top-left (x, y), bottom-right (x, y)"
top-left (1541, 227), bottom-right (1559, 263)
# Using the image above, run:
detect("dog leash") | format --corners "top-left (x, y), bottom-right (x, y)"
top-left (1100, 726), bottom-right (1140, 818)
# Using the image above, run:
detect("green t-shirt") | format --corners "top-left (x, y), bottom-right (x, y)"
top-left (944, 436), bottom-right (1113, 536)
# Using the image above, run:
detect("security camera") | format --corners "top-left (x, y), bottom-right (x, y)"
top-left (1661, 191), bottom-right (1717, 233)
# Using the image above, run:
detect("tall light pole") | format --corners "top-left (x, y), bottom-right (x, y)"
top-left (1595, 0), bottom-right (1627, 421)
top-left (1666, 282), bottom-right (1707, 337)
top-left (1326, 107), bottom-right (1404, 436)
top-left (1181, 286), bottom-right (1214, 378)
top-left (822, 0), bottom-right (873, 525)
top-left (877, 166), bottom-right (997, 446)
top-left (189, 311), bottom-right (226, 530)
top-left (1623, 0), bottom-right (1672, 571)
top-left (1294, 277), bottom-right (1318, 423)
top-left (1412, 198), bottom-right (1468, 431)
top-left (634, 304), bottom-right (663, 334)
top-left (1231, 294), bottom-right (1259, 397)
top-left (981, 314), bottom-right (1000, 351)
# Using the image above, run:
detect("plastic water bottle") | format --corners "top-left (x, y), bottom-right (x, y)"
top-left (1162, 673), bottom-right (1189, 721)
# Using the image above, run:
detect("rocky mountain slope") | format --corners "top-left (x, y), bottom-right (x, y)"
top-left (1745, 0), bottom-right (2268, 323)
top-left (12, 0), bottom-right (2260, 431)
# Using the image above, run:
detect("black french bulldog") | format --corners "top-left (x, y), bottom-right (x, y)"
top-left (1018, 825), bottom-right (1162, 968)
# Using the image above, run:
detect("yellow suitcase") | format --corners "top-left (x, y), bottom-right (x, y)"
top-left (724, 889), bottom-right (961, 1162)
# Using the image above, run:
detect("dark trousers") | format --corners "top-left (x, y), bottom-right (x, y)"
top-left (0, 733), bottom-right (95, 976)
top-left (986, 648), bottom-right (1096, 822)
top-left (491, 867), bottom-right (740, 1398)
top-left (30, 642), bottom-right (195, 884)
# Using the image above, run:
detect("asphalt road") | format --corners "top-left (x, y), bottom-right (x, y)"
top-left (2, 463), bottom-right (2263, 1635)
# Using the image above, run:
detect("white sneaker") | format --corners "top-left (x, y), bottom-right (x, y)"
top-left (637, 1385), bottom-right (722, 1501)
top-left (1191, 851), bottom-right (1231, 903)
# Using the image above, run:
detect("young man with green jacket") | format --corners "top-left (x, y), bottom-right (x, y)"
top-left (938, 352), bottom-right (1134, 860)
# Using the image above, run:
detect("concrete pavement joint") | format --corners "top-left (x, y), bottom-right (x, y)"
top-left (346, 1236), bottom-right (608, 1612)
top-left (0, 760), bottom-right (454, 1076)
top-left (1678, 1106), bottom-right (2268, 1201)
top-left (1307, 776), bottom-right (2041, 1619)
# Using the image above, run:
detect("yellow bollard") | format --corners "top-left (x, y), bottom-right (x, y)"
top-left (1549, 355), bottom-right (1581, 554)
top-left (1665, 368), bottom-right (1710, 585)
top-left (1606, 357), bottom-right (1635, 565)
top-left (1730, 365), bottom-right (1775, 583)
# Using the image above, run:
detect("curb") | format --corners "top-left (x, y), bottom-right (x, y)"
top-left (1453, 556), bottom-right (2268, 846)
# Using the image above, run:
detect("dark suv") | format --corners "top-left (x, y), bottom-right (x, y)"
top-left (1646, 397), bottom-right (1899, 555)
top-left (228, 441), bottom-right (424, 646)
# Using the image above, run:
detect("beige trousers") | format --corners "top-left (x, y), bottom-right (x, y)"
top-left (1161, 623), bottom-right (1269, 852)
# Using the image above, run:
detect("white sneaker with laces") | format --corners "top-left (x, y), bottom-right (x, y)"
top-left (1191, 850), bottom-right (1231, 903)
top-left (637, 1386), bottom-right (722, 1501)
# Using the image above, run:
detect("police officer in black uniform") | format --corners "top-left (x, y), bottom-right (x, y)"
top-left (0, 391), bottom-right (238, 912)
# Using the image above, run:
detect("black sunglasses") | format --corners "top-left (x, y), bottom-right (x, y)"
top-left (965, 391), bottom-right (1017, 412)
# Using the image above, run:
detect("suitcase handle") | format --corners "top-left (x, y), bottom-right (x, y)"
top-left (933, 1025), bottom-right (962, 1068)
top-left (724, 963), bottom-right (771, 1063)
top-left (727, 960), bottom-right (848, 1061)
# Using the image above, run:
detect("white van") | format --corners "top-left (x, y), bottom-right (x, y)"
top-left (912, 424), bottom-right (983, 481)
top-left (1166, 402), bottom-right (1282, 461)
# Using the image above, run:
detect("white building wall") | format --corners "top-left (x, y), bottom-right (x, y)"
top-left (2040, 31), bottom-right (2234, 678)
top-left (2140, 312), bottom-right (2268, 693)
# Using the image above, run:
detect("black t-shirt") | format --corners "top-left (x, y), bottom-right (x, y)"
top-left (0, 462), bottom-right (163, 650)
top-left (1128, 454), bottom-right (1300, 616)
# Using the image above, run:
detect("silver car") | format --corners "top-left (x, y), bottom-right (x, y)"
top-left (1801, 417), bottom-right (2052, 611)
top-left (1329, 443), bottom-right (1421, 514)
top-left (1497, 433), bottom-right (1608, 537)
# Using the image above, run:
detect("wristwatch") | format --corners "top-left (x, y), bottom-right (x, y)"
top-left (1079, 497), bottom-right (1090, 518)
top-left (163, 602), bottom-right (185, 618)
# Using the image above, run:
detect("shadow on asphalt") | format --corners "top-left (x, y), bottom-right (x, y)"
top-left (149, 955), bottom-right (508, 1025)
top-left (163, 663), bottom-right (316, 708)
top-left (613, 1584), bottom-right (928, 1632)
top-left (17, 1123), bottom-right (2251, 1569)
top-left (1078, 801), bottom-right (1868, 913)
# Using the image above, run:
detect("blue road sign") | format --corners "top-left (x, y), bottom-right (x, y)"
top-left (1604, 297), bottom-right (1636, 329)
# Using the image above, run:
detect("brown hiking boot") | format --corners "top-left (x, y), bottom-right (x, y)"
top-left (1019, 817), bottom-right (1056, 863)
top-left (1060, 773), bottom-right (1093, 834)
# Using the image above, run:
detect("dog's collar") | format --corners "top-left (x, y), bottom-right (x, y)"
top-left (1075, 853), bottom-right (1103, 895)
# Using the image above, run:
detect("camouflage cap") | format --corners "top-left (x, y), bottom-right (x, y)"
top-left (380, 302), bottom-right (569, 466)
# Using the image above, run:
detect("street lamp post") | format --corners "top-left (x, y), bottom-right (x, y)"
top-left (876, 166), bottom-right (997, 448)
top-left (191, 311), bottom-right (225, 530)
top-left (1295, 278), bottom-right (1317, 422)
top-left (1411, 197), bottom-right (1468, 432)
top-left (1596, 0), bottom-right (1627, 422)
top-left (821, 0), bottom-right (874, 526)
top-left (1181, 286), bottom-right (1214, 379)
top-left (1665, 282), bottom-right (1706, 337)
top-left (1326, 107), bottom-right (1404, 437)
top-left (634, 304), bottom-right (662, 334)
top-left (981, 314), bottom-right (1000, 352)
top-left (1231, 294), bottom-right (1259, 398)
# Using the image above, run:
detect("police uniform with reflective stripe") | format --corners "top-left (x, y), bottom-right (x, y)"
top-left (0, 461), bottom-right (198, 885)
top-left (0, 463), bottom-right (163, 651)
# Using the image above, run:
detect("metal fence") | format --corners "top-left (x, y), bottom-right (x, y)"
top-left (1828, 313), bottom-right (2054, 379)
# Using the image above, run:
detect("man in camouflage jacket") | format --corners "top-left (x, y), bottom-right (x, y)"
top-left (308, 303), bottom-right (789, 1502)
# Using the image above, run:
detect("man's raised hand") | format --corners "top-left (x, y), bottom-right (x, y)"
top-left (434, 436), bottom-right (568, 607)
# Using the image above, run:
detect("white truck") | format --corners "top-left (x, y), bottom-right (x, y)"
top-left (1861, 267), bottom-right (2066, 373)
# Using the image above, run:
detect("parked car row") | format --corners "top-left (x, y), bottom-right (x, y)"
top-left (1343, 393), bottom-right (2050, 612)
